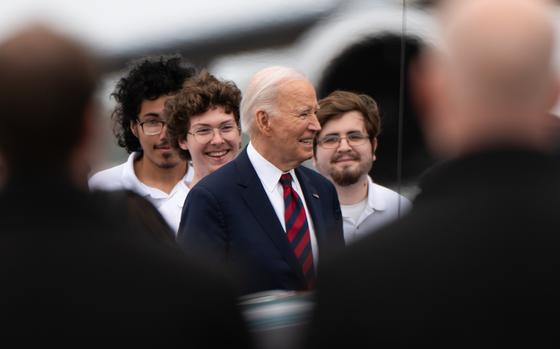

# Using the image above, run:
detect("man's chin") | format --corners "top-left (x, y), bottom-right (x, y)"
top-left (157, 160), bottom-right (181, 170)
top-left (331, 170), bottom-right (361, 187)
top-left (299, 149), bottom-right (313, 162)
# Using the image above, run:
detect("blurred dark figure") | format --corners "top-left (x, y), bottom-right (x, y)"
top-left (0, 25), bottom-right (251, 346)
top-left (307, 0), bottom-right (560, 347)
top-left (0, 153), bottom-right (5, 188)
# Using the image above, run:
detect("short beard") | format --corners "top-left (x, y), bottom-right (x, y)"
top-left (157, 159), bottom-right (181, 170)
top-left (157, 162), bottom-right (178, 170)
top-left (157, 152), bottom-right (181, 169)
top-left (330, 167), bottom-right (363, 186)
top-left (329, 154), bottom-right (372, 187)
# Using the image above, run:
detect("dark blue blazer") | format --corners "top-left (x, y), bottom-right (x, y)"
top-left (177, 148), bottom-right (344, 294)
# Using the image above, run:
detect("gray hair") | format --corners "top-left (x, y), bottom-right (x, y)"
top-left (240, 66), bottom-right (307, 135)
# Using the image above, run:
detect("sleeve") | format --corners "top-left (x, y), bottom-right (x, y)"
top-left (176, 184), bottom-right (229, 264)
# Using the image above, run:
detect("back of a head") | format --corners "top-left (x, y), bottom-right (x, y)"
top-left (240, 66), bottom-right (306, 135)
top-left (422, 0), bottom-right (558, 157)
top-left (442, 0), bottom-right (556, 107)
top-left (0, 25), bottom-right (98, 174)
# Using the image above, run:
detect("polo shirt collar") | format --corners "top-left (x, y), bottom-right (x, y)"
top-left (367, 175), bottom-right (387, 212)
top-left (120, 152), bottom-right (191, 199)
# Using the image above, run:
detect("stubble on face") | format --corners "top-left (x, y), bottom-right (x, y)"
top-left (148, 140), bottom-right (181, 169)
top-left (328, 150), bottom-right (372, 186)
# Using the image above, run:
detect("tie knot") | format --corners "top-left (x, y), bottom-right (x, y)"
top-left (279, 173), bottom-right (293, 187)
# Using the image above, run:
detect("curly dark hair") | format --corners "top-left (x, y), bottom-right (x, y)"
top-left (111, 55), bottom-right (196, 153)
top-left (165, 70), bottom-right (242, 160)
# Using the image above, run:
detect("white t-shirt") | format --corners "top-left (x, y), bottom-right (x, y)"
top-left (88, 152), bottom-right (193, 234)
top-left (340, 198), bottom-right (367, 226)
top-left (341, 176), bottom-right (411, 244)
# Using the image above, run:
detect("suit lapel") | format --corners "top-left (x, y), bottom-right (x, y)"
top-left (235, 149), bottom-right (306, 285)
top-left (295, 167), bottom-right (328, 248)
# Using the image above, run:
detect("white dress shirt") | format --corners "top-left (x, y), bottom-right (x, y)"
top-left (88, 152), bottom-right (193, 234)
top-left (341, 175), bottom-right (412, 244)
top-left (247, 142), bottom-right (319, 266)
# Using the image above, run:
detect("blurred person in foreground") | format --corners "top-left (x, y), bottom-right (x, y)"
top-left (0, 25), bottom-right (251, 345)
top-left (88, 55), bottom-right (195, 234)
top-left (177, 66), bottom-right (344, 295)
top-left (313, 91), bottom-right (411, 244)
top-left (307, 0), bottom-right (560, 347)
top-left (165, 69), bottom-right (242, 189)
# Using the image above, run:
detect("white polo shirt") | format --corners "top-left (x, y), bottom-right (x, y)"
top-left (341, 176), bottom-right (411, 244)
top-left (88, 152), bottom-right (193, 234)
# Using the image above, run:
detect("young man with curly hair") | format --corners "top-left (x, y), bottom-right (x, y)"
top-left (89, 55), bottom-right (195, 233)
top-left (165, 70), bottom-right (242, 189)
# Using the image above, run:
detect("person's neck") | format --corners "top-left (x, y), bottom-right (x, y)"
top-left (251, 137), bottom-right (298, 172)
top-left (134, 157), bottom-right (187, 194)
top-left (189, 171), bottom-right (203, 188)
top-left (336, 175), bottom-right (369, 205)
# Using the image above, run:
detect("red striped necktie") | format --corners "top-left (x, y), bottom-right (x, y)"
top-left (279, 173), bottom-right (316, 289)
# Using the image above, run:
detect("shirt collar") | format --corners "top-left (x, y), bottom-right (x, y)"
top-left (120, 152), bottom-right (191, 199)
top-left (247, 142), bottom-right (297, 193)
top-left (120, 152), bottom-right (149, 195)
top-left (367, 175), bottom-right (387, 211)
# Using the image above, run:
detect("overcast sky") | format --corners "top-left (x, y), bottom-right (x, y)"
top-left (0, 0), bottom-right (340, 55)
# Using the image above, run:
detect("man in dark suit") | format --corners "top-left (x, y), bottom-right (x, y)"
top-left (0, 25), bottom-right (251, 346)
top-left (177, 66), bottom-right (344, 295)
top-left (307, 0), bottom-right (560, 347)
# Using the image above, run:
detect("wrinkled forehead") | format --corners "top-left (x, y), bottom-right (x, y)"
top-left (276, 79), bottom-right (317, 108)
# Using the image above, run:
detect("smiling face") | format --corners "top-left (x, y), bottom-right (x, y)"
top-left (179, 106), bottom-right (241, 180)
top-left (259, 79), bottom-right (321, 171)
top-left (314, 111), bottom-right (376, 186)
top-left (131, 96), bottom-right (184, 169)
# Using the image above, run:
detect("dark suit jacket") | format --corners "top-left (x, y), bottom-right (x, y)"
top-left (177, 148), bottom-right (344, 294)
top-left (0, 176), bottom-right (251, 347)
top-left (308, 148), bottom-right (560, 348)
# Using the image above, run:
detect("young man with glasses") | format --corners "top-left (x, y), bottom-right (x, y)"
top-left (313, 90), bottom-right (410, 244)
top-left (89, 55), bottom-right (195, 233)
top-left (166, 70), bottom-right (242, 189)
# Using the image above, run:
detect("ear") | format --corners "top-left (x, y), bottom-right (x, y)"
top-left (255, 110), bottom-right (271, 135)
top-left (410, 50), bottom-right (446, 129)
top-left (130, 120), bottom-right (139, 138)
top-left (178, 137), bottom-right (189, 151)
top-left (371, 137), bottom-right (378, 162)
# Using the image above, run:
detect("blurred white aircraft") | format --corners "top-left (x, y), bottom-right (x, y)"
top-left (3, 0), bottom-right (558, 190)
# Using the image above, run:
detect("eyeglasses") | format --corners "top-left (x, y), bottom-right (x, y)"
top-left (187, 123), bottom-right (240, 144)
top-left (317, 132), bottom-right (369, 149)
top-left (139, 120), bottom-right (166, 136)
